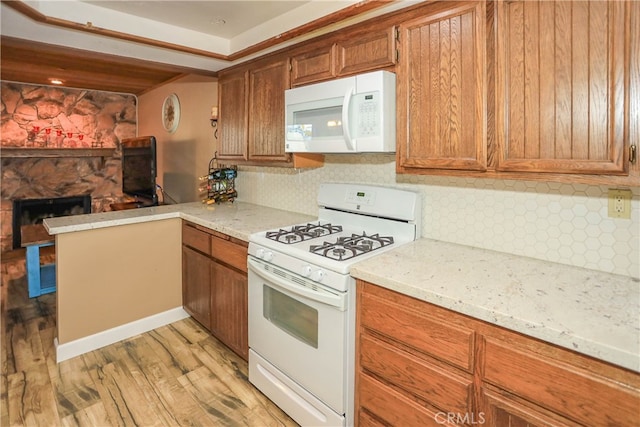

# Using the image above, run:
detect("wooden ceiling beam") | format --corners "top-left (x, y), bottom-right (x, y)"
top-left (0, 36), bottom-right (215, 94)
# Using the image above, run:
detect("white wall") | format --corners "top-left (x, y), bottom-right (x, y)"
top-left (138, 75), bottom-right (218, 203)
top-left (235, 155), bottom-right (640, 279)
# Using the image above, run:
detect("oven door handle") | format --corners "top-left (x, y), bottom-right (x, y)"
top-left (248, 257), bottom-right (347, 311)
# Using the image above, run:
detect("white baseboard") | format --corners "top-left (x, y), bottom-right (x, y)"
top-left (55, 307), bottom-right (190, 363)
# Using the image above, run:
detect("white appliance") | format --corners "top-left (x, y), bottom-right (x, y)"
top-left (248, 183), bottom-right (421, 427)
top-left (285, 71), bottom-right (396, 154)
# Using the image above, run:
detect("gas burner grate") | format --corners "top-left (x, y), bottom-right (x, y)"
top-left (265, 223), bottom-right (343, 244)
top-left (309, 232), bottom-right (394, 261)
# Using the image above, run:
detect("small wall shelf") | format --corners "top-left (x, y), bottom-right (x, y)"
top-left (0, 148), bottom-right (116, 159)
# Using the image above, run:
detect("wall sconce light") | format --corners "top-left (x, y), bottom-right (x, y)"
top-left (210, 106), bottom-right (218, 128)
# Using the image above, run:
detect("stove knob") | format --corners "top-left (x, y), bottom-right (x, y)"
top-left (301, 265), bottom-right (313, 277)
top-left (312, 269), bottom-right (325, 282)
top-left (256, 248), bottom-right (265, 259)
top-left (263, 251), bottom-right (274, 262)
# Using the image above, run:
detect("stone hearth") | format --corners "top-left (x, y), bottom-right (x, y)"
top-left (1, 155), bottom-right (124, 252)
top-left (12, 195), bottom-right (92, 249)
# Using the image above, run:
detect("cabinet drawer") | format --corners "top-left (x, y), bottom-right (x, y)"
top-left (483, 337), bottom-right (640, 426)
top-left (211, 235), bottom-right (248, 273)
top-left (360, 333), bottom-right (472, 414)
top-left (182, 223), bottom-right (210, 254)
top-left (358, 373), bottom-right (456, 426)
top-left (359, 284), bottom-right (475, 372)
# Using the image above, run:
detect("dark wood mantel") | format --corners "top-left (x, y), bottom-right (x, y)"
top-left (0, 148), bottom-right (117, 158)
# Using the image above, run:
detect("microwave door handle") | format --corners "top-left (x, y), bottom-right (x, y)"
top-left (342, 87), bottom-right (355, 151)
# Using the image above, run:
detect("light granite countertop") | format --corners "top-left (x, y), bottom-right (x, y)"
top-left (44, 201), bottom-right (315, 241)
top-left (350, 239), bottom-right (640, 373)
top-left (44, 203), bottom-right (639, 373)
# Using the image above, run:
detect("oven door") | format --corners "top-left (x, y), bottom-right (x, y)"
top-left (248, 256), bottom-right (349, 423)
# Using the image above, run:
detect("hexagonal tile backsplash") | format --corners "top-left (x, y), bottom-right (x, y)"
top-left (236, 154), bottom-right (639, 279)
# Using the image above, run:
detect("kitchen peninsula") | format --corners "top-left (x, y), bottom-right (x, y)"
top-left (44, 201), bottom-right (639, 372)
top-left (44, 202), bottom-right (314, 362)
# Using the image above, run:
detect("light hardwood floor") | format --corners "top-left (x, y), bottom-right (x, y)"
top-left (1, 249), bottom-right (297, 426)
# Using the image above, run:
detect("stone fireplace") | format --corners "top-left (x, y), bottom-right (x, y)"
top-left (0, 155), bottom-right (125, 252)
top-left (1, 81), bottom-right (138, 252)
top-left (12, 195), bottom-right (92, 249)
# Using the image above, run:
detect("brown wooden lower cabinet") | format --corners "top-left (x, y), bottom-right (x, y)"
top-left (481, 387), bottom-right (576, 427)
top-left (182, 245), bottom-right (212, 329)
top-left (358, 374), bottom-right (457, 426)
top-left (182, 221), bottom-right (249, 361)
top-left (210, 260), bottom-right (248, 360)
top-left (355, 280), bottom-right (640, 427)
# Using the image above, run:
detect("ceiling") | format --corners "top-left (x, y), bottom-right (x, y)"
top-left (0, 0), bottom-right (413, 95)
top-left (81, 1), bottom-right (310, 40)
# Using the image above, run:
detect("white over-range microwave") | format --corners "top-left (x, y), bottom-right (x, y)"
top-left (285, 70), bottom-right (396, 153)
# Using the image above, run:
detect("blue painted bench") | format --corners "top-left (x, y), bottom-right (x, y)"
top-left (21, 224), bottom-right (56, 298)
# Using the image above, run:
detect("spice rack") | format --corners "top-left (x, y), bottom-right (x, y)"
top-left (199, 155), bottom-right (237, 204)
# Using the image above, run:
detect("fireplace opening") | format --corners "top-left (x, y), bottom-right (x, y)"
top-left (12, 195), bottom-right (91, 249)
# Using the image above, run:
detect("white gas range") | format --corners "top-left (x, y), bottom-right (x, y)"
top-left (247, 183), bottom-right (421, 427)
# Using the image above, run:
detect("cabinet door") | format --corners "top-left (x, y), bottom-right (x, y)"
top-left (483, 335), bottom-right (640, 427)
top-left (247, 58), bottom-right (291, 162)
top-left (495, 0), bottom-right (628, 175)
top-left (358, 375), bottom-right (458, 427)
top-left (291, 45), bottom-right (336, 86)
top-left (359, 333), bottom-right (473, 415)
top-left (210, 261), bottom-right (248, 360)
top-left (182, 246), bottom-right (211, 330)
top-left (218, 70), bottom-right (249, 161)
top-left (481, 387), bottom-right (575, 427)
top-left (336, 26), bottom-right (396, 76)
top-left (396, 2), bottom-right (487, 172)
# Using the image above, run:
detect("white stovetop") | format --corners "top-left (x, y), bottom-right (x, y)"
top-left (249, 209), bottom-right (417, 276)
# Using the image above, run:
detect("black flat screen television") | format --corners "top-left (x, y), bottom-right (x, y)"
top-left (121, 136), bottom-right (158, 206)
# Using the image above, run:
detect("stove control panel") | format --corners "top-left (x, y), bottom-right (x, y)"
top-left (346, 189), bottom-right (376, 206)
top-left (248, 242), bottom-right (354, 293)
top-left (255, 248), bottom-right (274, 262)
top-left (311, 269), bottom-right (326, 282)
top-left (301, 265), bottom-right (326, 282)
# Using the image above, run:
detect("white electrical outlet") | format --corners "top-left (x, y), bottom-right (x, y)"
top-left (608, 189), bottom-right (632, 219)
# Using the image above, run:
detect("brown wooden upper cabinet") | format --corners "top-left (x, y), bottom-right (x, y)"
top-left (291, 25), bottom-right (397, 87)
top-left (396, 2), bottom-right (487, 173)
top-left (291, 44), bottom-right (336, 87)
top-left (218, 70), bottom-right (249, 161)
top-left (248, 58), bottom-right (291, 163)
top-left (495, 0), bottom-right (629, 175)
top-left (217, 0), bottom-right (637, 182)
top-left (218, 58), bottom-right (290, 163)
top-left (336, 25), bottom-right (397, 77)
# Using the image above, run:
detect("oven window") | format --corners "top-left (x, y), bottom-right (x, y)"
top-left (263, 284), bottom-right (319, 348)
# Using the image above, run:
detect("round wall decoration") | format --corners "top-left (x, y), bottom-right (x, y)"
top-left (162, 93), bottom-right (180, 133)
